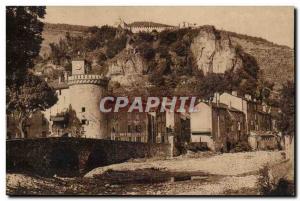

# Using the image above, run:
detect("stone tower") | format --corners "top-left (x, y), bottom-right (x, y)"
top-left (67, 58), bottom-right (109, 139)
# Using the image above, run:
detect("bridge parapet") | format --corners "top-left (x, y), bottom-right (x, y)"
top-left (7, 138), bottom-right (171, 177)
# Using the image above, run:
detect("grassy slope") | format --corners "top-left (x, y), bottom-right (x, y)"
top-left (227, 32), bottom-right (294, 90)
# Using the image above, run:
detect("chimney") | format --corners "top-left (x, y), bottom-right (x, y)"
top-left (232, 91), bottom-right (238, 96)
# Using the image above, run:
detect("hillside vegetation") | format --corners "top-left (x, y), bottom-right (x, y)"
top-left (37, 23), bottom-right (294, 101)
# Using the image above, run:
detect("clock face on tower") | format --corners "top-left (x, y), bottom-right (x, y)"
top-left (76, 65), bottom-right (82, 70)
top-left (72, 60), bottom-right (85, 75)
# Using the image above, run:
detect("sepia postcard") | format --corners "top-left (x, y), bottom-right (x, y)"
top-left (6, 6), bottom-right (295, 196)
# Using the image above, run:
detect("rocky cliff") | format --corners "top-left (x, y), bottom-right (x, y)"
top-left (40, 23), bottom-right (294, 91)
top-left (190, 26), bottom-right (243, 75)
top-left (104, 49), bottom-right (149, 88)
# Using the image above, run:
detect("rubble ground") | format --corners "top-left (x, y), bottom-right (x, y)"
top-left (85, 150), bottom-right (284, 177)
top-left (7, 151), bottom-right (288, 195)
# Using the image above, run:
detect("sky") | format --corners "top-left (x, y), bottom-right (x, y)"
top-left (44, 6), bottom-right (294, 48)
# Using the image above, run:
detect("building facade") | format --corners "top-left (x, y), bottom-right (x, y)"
top-left (44, 59), bottom-right (109, 139)
top-left (218, 92), bottom-right (273, 134)
top-left (190, 101), bottom-right (246, 151)
top-left (107, 112), bottom-right (153, 143)
top-left (119, 20), bottom-right (176, 33)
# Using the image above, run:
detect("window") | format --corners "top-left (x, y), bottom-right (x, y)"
top-left (135, 125), bottom-right (138, 132)
top-left (128, 125), bottom-right (132, 133)
top-left (237, 122), bottom-right (241, 131)
top-left (136, 136), bottom-right (141, 142)
top-left (136, 125), bottom-right (142, 132)
top-left (42, 118), bottom-right (47, 126)
top-left (81, 119), bottom-right (87, 125)
top-left (82, 107), bottom-right (85, 112)
top-left (166, 127), bottom-right (173, 133)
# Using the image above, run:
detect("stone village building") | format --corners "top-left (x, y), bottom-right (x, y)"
top-left (107, 111), bottom-right (151, 143)
top-left (117, 19), bottom-right (198, 33)
top-left (7, 58), bottom-right (279, 152)
top-left (43, 58), bottom-right (109, 139)
top-left (6, 58), bottom-right (188, 151)
top-left (190, 91), bottom-right (278, 151)
top-left (107, 106), bottom-right (191, 154)
top-left (118, 20), bottom-right (176, 33)
top-left (190, 101), bottom-right (246, 151)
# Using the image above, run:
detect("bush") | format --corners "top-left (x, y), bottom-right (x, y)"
top-left (187, 142), bottom-right (209, 152)
top-left (137, 32), bottom-right (154, 42)
top-left (106, 36), bottom-right (127, 58)
top-left (141, 46), bottom-right (155, 60)
top-left (96, 52), bottom-right (107, 65)
top-left (258, 166), bottom-right (273, 195)
top-left (257, 166), bottom-right (294, 196)
top-left (271, 178), bottom-right (294, 196)
top-left (157, 46), bottom-right (170, 58)
top-left (171, 41), bottom-right (187, 57)
top-left (159, 30), bottom-right (177, 45)
top-left (230, 140), bottom-right (251, 152)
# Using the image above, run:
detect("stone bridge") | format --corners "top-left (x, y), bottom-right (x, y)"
top-left (6, 138), bottom-right (171, 177)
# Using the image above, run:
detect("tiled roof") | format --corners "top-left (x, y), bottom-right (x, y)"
top-left (128, 21), bottom-right (174, 28)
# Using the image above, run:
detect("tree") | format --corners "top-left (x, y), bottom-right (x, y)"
top-left (7, 73), bottom-right (57, 138)
top-left (139, 43), bottom-right (155, 60)
top-left (159, 30), bottom-right (178, 45)
top-left (106, 35), bottom-right (127, 58)
top-left (137, 32), bottom-right (154, 42)
top-left (65, 105), bottom-right (83, 137)
top-left (49, 38), bottom-right (70, 65)
top-left (6, 7), bottom-right (58, 138)
top-left (171, 41), bottom-right (187, 57)
top-left (6, 6), bottom-right (46, 87)
top-left (196, 73), bottom-right (227, 100)
top-left (256, 79), bottom-right (274, 101)
top-left (277, 81), bottom-right (295, 136)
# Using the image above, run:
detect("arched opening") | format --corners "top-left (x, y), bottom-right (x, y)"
top-left (85, 147), bottom-right (109, 172)
top-left (48, 146), bottom-right (79, 177)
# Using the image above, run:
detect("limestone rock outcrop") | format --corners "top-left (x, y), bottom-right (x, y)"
top-left (106, 50), bottom-right (148, 87)
top-left (190, 26), bottom-right (243, 74)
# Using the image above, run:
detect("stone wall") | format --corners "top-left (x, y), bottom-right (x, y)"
top-left (68, 84), bottom-right (107, 139)
top-left (7, 138), bottom-right (171, 177)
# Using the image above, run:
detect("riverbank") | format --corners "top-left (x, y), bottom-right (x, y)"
top-left (7, 151), bottom-right (291, 195)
